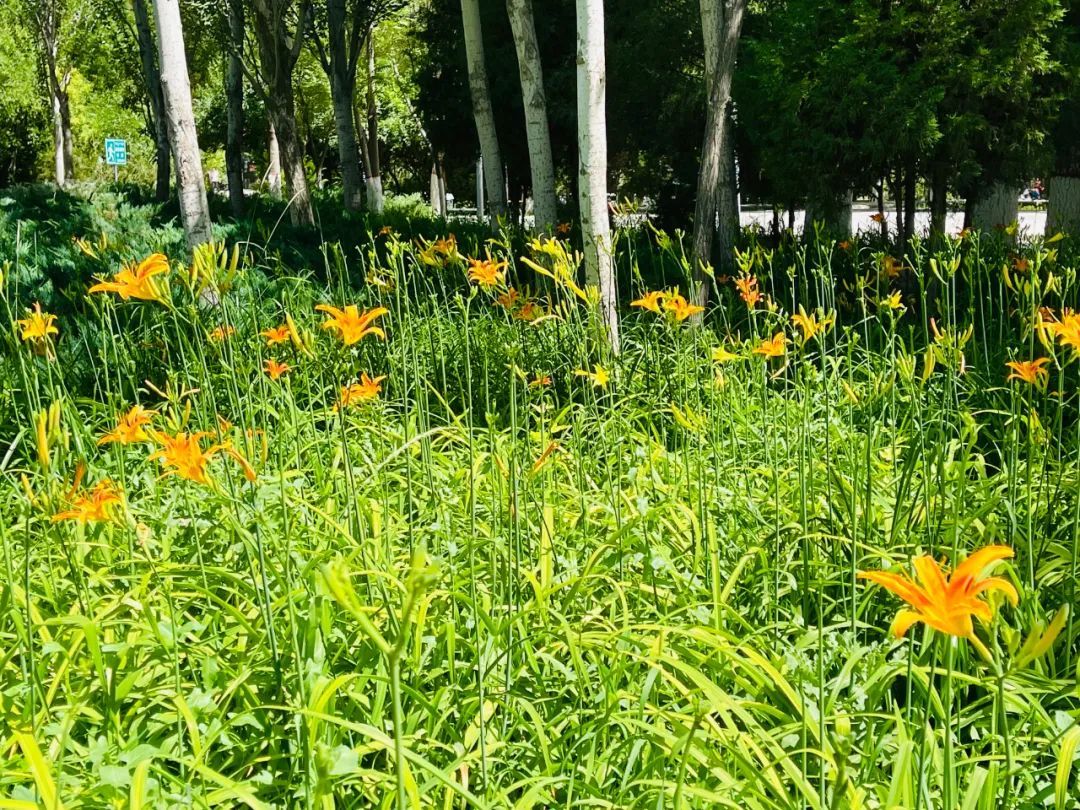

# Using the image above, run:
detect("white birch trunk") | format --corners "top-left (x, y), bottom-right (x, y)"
top-left (365, 33), bottom-right (384, 213)
top-left (972, 183), bottom-right (1020, 232)
top-left (51, 91), bottom-right (65, 186)
top-left (576, 0), bottom-right (619, 353)
top-left (151, 0), bottom-right (212, 248)
top-left (460, 0), bottom-right (507, 229)
top-left (267, 121), bottom-right (282, 198)
top-left (506, 0), bottom-right (557, 231)
top-left (1047, 176), bottom-right (1080, 235)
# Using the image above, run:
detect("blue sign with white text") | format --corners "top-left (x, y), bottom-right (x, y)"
top-left (105, 139), bottom-right (127, 166)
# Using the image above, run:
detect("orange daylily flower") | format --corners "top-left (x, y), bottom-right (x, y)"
top-left (89, 253), bottom-right (171, 303)
top-left (53, 480), bottom-right (123, 524)
top-left (316, 304), bottom-right (388, 345)
top-left (734, 275), bottom-right (761, 309)
top-left (837, 240), bottom-right (852, 251)
top-left (98, 404), bottom-right (156, 446)
top-left (664, 293), bottom-right (704, 322)
top-left (556, 222), bottom-right (572, 235)
top-left (379, 225), bottom-right (394, 236)
top-left (870, 212), bottom-right (886, 224)
top-left (261, 325), bottom-right (291, 345)
top-left (859, 545), bottom-right (1018, 639)
top-left (148, 430), bottom-right (256, 485)
top-left (16, 303), bottom-right (58, 343)
top-left (337, 373), bottom-right (386, 409)
top-left (530, 373), bottom-right (552, 388)
top-left (264, 358), bottom-right (292, 380)
top-left (1006, 357), bottom-right (1050, 387)
top-left (1012, 256), bottom-right (1030, 273)
top-left (753, 332), bottom-right (787, 358)
top-left (467, 256), bottom-right (508, 289)
top-left (631, 290), bottom-right (665, 314)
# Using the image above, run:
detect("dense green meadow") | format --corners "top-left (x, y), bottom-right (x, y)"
top-left (2, 188), bottom-right (1080, 808)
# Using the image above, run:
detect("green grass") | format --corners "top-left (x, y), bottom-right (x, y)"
top-left (0, 195), bottom-right (1078, 808)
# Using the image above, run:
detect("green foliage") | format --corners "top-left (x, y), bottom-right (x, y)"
top-left (1, 199), bottom-right (1080, 807)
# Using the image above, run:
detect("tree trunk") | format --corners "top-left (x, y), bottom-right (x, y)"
top-left (929, 163), bottom-right (948, 237)
top-left (133, 0), bottom-right (170, 201)
top-left (51, 90), bottom-right (65, 186)
top-left (690, 0), bottom-right (747, 307)
top-left (702, 0), bottom-right (740, 278)
top-left (1047, 176), bottom-right (1080, 234)
top-left (325, 0), bottom-right (364, 211)
top-left (252, 0), bottom-right (315, 227)
top-left (59, 86), bottom-right (74, 184)
top-left (805, 190), bottom-right (851, 238)
top-left (971, 183), bottom-right (1019, 232)
top-left (902, 167), bottom-right (916, 244)
top-left (716, 109), bottom-right (739, 273)
top-left (151, 0), bottom-right (212, 248)
top-left (225, 0), bottom-right (245, 216)
top-left (576, 0), bottom-right (619, 353)
top-left (506, 0), bottom-right (557, 231)
top-left (365, 32), bottom-right (383, 213)
top-left (270, 99), bottom-right (314, 226)
top-left (460, 0), bottom-right (506, 229)
top-left (267, 121), bottom-right (282, 198)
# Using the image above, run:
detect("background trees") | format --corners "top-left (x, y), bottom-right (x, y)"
top-left (0, 0), bottom-right (1075, 247)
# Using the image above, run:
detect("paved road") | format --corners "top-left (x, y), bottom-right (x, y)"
top-left (740, 208), bottom-right (1048, 237)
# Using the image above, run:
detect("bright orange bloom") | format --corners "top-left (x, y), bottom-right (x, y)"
top-left (433, 235), bottom-right (458, 256)
top-left (148, 430), bottom-right (255, 485)
top-left (753, 332), bottom-right (787, 358)
top-left (316, 304), bottom-right (388, 345)
top-left (870, 212), bottom-right (886, 224)
top-left (98, 404), bottom-right (156, 446)
top-left (859, 545), bottom-right (1018, 639)
top-left (467, 256), bottom-right (508, 289)
top-left (631, 290), bottom-right (665, 314)
top-left (664, 293), bottom-right (704, 322)
top-left (261, 325), bottom-right (291, 345)
top-left (16, 303), bottom-right (59, 343)
top-left (337, 373), bottom-right (386, 409)
top-left (208, 324), bottom-right (236, 343)
top-left (556, 222), bottom-right (572, 235)
top-left (734, 275), bottom-right (761, 309)
top-left (264, 358), bottom-right (292, 380)
top-left (837, 240), bottom-right (852, 251)
top-left (53, 480), bottom-right (123, 524)
top-left (148, 431), bottom-right (216, 485)
top-left (1012, 256), bottom-right (1030, 273)
top-left (379, 225), bottom-right (393, 236)
top-left (89, 253), bottom-right (170, 303)
top-left (530, 373), bottom-right (552, 388)
top-left (1006, 357), bottom-right (1050, 386)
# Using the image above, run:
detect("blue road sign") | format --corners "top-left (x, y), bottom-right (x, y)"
top-left (105, 139), bottom-right (128, 166)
